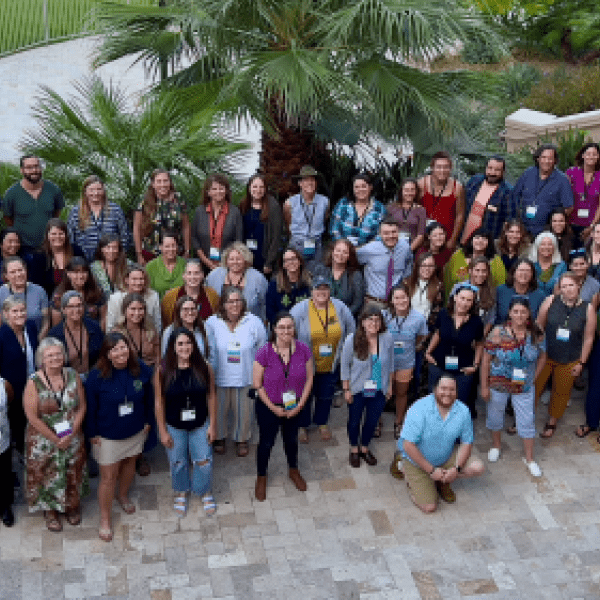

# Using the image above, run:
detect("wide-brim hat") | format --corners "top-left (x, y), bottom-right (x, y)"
top-left (293, 165), bottom-right (319, 180)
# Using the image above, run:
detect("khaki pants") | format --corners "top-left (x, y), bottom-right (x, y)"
top-left (534, 359), bottom-right (577, 419)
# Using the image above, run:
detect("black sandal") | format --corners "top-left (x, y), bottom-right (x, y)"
top-left (372, 419), bottom-right (382, 438)
top-left (575, 424), bottom-right (595, 438)
top-left (540, 422), bottom-right (557, 438)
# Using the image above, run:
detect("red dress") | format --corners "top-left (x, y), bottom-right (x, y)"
top-left (422, 177), bottom-right (458, 239)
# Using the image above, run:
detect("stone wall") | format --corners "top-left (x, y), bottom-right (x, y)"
top-left (505, 108), bottom-right (600, 152)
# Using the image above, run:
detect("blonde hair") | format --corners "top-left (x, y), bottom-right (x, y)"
top-left (78, 175), bottom-right (106, 229)
top-left (220, 242), bottom-right (253, 268)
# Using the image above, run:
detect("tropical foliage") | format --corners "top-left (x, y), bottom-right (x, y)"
top-left (0, 0), bottom-right (156, 56)
top-left (93, 0), bottom-right (504, 199)
top-left (19, 77), bottom-right (247, 216)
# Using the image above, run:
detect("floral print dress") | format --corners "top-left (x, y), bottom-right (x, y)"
top-left (25, 368), bottom-right (88, 513)
top-left (137, 194), bottom-right (188, 257)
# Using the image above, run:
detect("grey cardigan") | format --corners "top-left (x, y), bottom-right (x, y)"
top-left (315, 265), bottom-right (365, 317)
top-left (290, 297), bottom-right (356, 373)
top-left (340, 332), bottom-right (394, 395)
top-left (191, 203), bottom-right (243, 259)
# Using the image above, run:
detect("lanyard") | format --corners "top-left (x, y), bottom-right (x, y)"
top-left (301, 198), bottom-right (317, 232)
top-left (395, 315), bottom-right (408, 333)
top-left (313, 301), bottom-right (330, 338)
top-left (91, 207), bottom-right (105, 234)
top-left (42, 368), bottom-right (67, 409)
top-left (506, 326), bottom-right (525, 361)
top-left (226, 271), bottom-right (245, 288)
top-left (177, 368), bottom-right (194, 409)
top-left (210, 204), bottom-right (223, 241)
top-left (430, 177), bottom-right (448, 213)
top-left (125, 326), bottom-right (142, 357)
top-left (9, 284), bottom-right (27, 307)
top-left (114, 369), bottom-right (129, 402)
top-left (274, 344), bottom-right (293, 383)
top-left (561, 298), bottom-right (579, 328)
top-left (355, 200), bottom-right (371, 227)
top-left (64, 322), bottom-right (85, 366)
top-left (370, 336), bottom-right (380, 378)
top-left (534, 175), bottom-right (549, 202)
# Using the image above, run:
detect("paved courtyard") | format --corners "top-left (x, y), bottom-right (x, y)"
top-left (2, 388), bottom-right (600, 600)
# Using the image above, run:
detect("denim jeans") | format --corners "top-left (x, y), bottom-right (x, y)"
top-left (255, 399), bottom-right (300, 476)
top-left (347, 391), bottom-right (387, 448)
top-left (298, 370), bottom-right (338, 428)
top-left (165, 422), bottom-right (212, 496)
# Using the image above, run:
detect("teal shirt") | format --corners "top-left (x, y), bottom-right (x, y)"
top-left (145, 255), bottom-right (186, 300)
top-left (2, 180), bottom-right (64, 248)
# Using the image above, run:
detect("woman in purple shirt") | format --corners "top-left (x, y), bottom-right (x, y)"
top-left (252, 312), bottom-right (313, 502)
top-left (567, 143), bottom-right (600, 246)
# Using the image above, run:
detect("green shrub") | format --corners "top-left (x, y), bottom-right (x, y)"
top-left (497, 63), bottom-right (542, 105)
top-left (523, 65), bottom-right (600, 116)
top-left (462, 35), bottom-right (505, 64)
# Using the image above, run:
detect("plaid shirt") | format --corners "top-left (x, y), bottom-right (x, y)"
top-left (329, 197), bottom-right (386, 245)
top-left (464, 174), bottom-right (515, 240)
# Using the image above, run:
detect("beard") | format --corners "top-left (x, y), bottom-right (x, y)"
top-left (485, 174), bottom-right (502, 185)
top-left (23, 171), bottom-right (42, 184)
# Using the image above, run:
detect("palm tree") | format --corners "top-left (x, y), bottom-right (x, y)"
top-left (20, 76), bottom-right (246, 216)
top-left (94, 0), bottom-right (503, 199)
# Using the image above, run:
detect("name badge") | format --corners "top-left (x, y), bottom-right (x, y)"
top-left (53, 420), bottom-right (73, 438)
top-left (525, 206), bottom-right (537, 218)
top-left (282, 391), bottom-right (297, 410)
top-left (364, 379), bottom-right (377, 397)
top-left (394, 341), bottom-right (405, 355)
top-left (227, 341), bottom-right (242, 363)
top-left (303, 239), bottom-right (316, 257)
top-left (209, 246), bottom-right (220, 261)
top-left (487, 204), bottom-right (498, 213)
top-left (119, 401), bottom-right (134, 417)
top-left (556, 328), bottom-right (570, 341)
top-left (577, 208), bottom-right (589, 219)
top-left (445, 356), bottom-right (459, 371)
top-left (181, 409), bottom-right (196, 422)
top-left (512, 368), bottom-right (526, 384)
top-left (319, 343), bottom-right (333, 357)
top-left (246, 239), bottom-right (258, 250)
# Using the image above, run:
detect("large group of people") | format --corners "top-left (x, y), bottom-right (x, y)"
top-left (0, 142), bottom-right (599, 532)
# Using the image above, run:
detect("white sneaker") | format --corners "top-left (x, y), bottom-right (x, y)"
top-left (487, 447), bottom-right (501, 462)
top-left (523, 458), bottom-right (542, 478)
top-left (540, 390), bottom-right (551, 405)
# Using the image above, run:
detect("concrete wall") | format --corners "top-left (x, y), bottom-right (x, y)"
top-left (505, 108), bottom-right (600, 152)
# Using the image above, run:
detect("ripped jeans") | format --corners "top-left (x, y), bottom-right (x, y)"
top-left (165, 422), bottom-right (213, 496)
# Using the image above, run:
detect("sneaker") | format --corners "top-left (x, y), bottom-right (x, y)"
top-left (435, 481), bottom-right (456, 503)
top-left (487, 447), bottom-right (501, 462)
top-left (540, 390), bottom-right (551, 405)
top-left (523, 458), bottom-right (542, 478)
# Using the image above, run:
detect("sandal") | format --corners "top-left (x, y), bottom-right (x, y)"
top-left (117, 498), bottom-right (136, 514)
top-left (202, 495), bottom-right (217, 516)
top-left (540, 422), bottom-right (557, 439)
top-left (44, 510), bottom-right (62, 532)
top-left (298, 428), bottom-right (308, 444)
top-left (173, 495), bottom-right (187, 517)
top-left (213, 439), bottom-right (226, 455)
top-left (236, 441), bottom-right (249, 457)
top-left (98, 525), bottom-right (113, 542)
top-left (394, 422), bottom-right (402, 440)
top-left (319, 425), bottom-right (332, 441)
top-left (65, 507), bottom-right (81, 526)
top-left (372, 419), bottom-right (382, 438)
top-left (576, 424), bottom-right (595, 438)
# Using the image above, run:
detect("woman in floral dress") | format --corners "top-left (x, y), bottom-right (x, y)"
top-left (23, 337), bottom-right (88, 532)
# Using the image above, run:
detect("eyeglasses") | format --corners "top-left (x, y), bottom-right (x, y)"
top-left (225, 299), bottom-right (243, 304)
top-left (180, 307), bottom-right (198, 313)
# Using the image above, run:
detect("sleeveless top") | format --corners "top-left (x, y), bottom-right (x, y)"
top-left (546, 296), bottom-right (587, 363)
top-left (422, 177), bottom-right (458, 239)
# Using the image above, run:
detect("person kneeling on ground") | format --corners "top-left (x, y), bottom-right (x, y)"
top-left (399, 374), bottom-right (484, 513)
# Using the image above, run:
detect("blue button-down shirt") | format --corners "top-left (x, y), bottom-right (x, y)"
top-left (329, 197), bottom-right (386, 246)
top-left (399, 393), bottom-right (473, 467)
top-left (464, 174), bottom-right (516, 240)
top-left (355, 238), bottom-right (412, 300)
top-left (513, 166), bottom-right (574, 236)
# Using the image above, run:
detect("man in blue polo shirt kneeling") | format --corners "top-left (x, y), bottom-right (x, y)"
top-left (400, 374), bottom-right (484, 513)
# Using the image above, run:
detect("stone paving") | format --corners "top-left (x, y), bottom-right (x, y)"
top-left (2, 388), bottom-right (600, 599)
